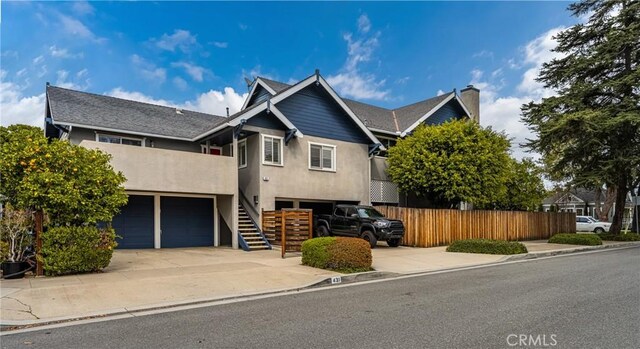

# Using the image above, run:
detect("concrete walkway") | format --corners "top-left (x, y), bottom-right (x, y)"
top-left (1, 240), bottom-right (637, 326)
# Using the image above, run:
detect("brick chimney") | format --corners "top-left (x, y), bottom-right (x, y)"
top-left (460, 85), bottom-right (480, 122)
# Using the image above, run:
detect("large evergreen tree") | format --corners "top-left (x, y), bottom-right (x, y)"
top-left (522, 0), bottom-right (640, 233)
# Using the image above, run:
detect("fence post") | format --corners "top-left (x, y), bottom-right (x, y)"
top-left (281, 210), bottom-right (286, 259)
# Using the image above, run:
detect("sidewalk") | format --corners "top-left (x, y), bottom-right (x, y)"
top-left (1, 240), bottom-right (638, 327)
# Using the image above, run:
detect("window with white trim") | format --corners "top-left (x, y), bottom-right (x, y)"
top-left (238, 139), bottom-right (247, 168)
top-left (97, 133), bottom-right (143, 147)
top-left (262, 135), bottom-right (283, 166)
top-left (309, 142), bottom-right (336, 171)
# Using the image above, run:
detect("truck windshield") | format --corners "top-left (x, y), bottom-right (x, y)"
top-left (357, 207), bottom-right (385, 218)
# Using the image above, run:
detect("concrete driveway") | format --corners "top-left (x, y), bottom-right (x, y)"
top-left (0, 247), bottom-right (338, 324)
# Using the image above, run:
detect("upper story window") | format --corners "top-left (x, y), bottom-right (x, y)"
top-left (309, 142), bottom-right (336, 171)
top-left (238, 139), bottom-right (247, 168)
top-left (97, 133), bottom-right (143, 147)
top-left (262, 135), bottom-right (283, 166)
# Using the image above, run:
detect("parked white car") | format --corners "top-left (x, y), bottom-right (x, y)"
top-left (576, 216), bottom-right (611, 233)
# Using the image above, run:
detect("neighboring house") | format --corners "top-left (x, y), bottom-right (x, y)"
top-left (542, 188), bottom-right (634, 225)
top-left (44, 70), bottom-right (478, 250)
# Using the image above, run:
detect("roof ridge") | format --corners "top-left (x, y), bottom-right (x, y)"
top-left (391, 110), bottom-right (400, 133)
top-left (392, 91), bottom-right (454, 112)
top-left (47, 85), bottom-right (226, 119)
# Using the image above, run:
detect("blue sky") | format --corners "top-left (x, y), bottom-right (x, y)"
top-left (1, 1), bottom-right (578, 158)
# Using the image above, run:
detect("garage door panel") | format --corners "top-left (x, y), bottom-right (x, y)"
top-left (161, 197), bottom-right (214, 248)
top-left (113, 195), bottom-right (154, 249)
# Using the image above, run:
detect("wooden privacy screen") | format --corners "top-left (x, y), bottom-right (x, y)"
top-left (262, 209), bottom-right (313, 258)
top-left (374, 206), bottom-right (576, 248)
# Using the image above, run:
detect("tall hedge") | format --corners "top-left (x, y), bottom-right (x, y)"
top-left (42, 226), bottom-right (117, 276)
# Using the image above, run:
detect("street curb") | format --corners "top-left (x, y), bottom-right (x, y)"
top-left (499, 241), bottom-right (640, 262)
top-left (2, 242), bottom-right (638, 332)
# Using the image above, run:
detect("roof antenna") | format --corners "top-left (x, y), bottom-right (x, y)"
top-left (453, 88), bottom-right (457, 95)
top-left (46, 82), bottom-right (50, 86)
top-left (244, 77), bottom-right (253, 91)
top-left (226, 107), bottom-right (230, 117)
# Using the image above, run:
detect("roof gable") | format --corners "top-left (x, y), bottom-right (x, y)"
top-left (276, 84), bottom-right (372, 144)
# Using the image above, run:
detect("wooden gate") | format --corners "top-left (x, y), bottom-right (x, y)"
top-left (262, 209), bottom-right (313, 258)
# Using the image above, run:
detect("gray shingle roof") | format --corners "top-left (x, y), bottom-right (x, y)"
top-left (259, 77), bottom-right (457, 133)
top-left (47, 86), bottom-right (227, 139)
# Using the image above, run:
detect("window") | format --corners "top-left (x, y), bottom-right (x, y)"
top-left (97, 133), bottom-right (143, 147)
top-left (345, 207), bottom-right (357, 217)
top-left (309, 142), bottom-right (336, 171)
top-left (238, 139), bottom-right (247, 168)
top-left (334, 207), bottom-right (346, 217)
top-left (201, 145), bottom-right (222, 155)
top-left (262, 135), bottom-right (283, 166)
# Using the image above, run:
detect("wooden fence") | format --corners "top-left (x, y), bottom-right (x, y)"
top-left (262, 209), bottom-right (313, 257)
top-left (374, 206), bottom-right (576, 248)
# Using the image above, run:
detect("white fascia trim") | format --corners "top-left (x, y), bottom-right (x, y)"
top-left (317, 77), bottom-right (386, 150)
top-left (55, 121), bottom-right (193, 141)
top-left (368, 127), bottom-right (400, 136)
top-left (240, 78), bottom-right (278, 111)
top-left (227, 102), bottom-right (268, 127)
top-left (270, 105), bottom-right (303, 138)
top-left (257, 78), bottom-right (277, 95)
top-left (270, 75), bottom-right (317, 104)
top-left (400, 93), bottom-right (456, 137)
top-left (454, 95), bottom-right (474, 120)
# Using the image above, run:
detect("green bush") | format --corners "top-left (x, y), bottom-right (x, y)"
top-left (0, 240), bottom-right (9, 262)
top-left (446, 239), bottom-right (528, 255)
top-left (301, 237), bottom-right (373, 273)
top-left (597, 233), bottom-right (640, 242)
top-left (42, 226), bottom-right (117, 276)
top-left (548, 233), bottom-right (602, 246)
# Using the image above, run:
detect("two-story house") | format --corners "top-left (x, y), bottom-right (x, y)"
top-left (44, 70), bottom-right (478, 250)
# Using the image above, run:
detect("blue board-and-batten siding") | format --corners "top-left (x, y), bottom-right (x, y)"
top-left (424, 99), bottom-right (468, 125)
top-left (246, 110), bottom-right (287, 130)
top-left (247, 86), bottom-right (272, 108)
top-left (275, 85), bottom-right (371, 144)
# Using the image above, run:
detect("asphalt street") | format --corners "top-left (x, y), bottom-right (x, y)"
top-left (2, 247), bottom-right (639, 349)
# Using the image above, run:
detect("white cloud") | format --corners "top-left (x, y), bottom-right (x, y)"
top-left (153, 29), bottom-right (197, 53)
top-left (436, 89), bottom-right (445, 96)
top-left (33, 55), bottom-right (45, 65)
top-left (171, 62), bottom-right (211, 82)
top-left (173, 77), bottom-right (188, 91)
top-left (72, 1), bottom-right (95, 16)
top-left (131, 54), bottom-right (166, 83)
top-left (59, 14), bottom-right (105, 43)
top-left (395, 76), bottom-right (410, 85)
top-left (357, 14), bottom-right (371, 33)
top-left (243, 65), bottom-right (274, 80)
top-left (238, 23), bottom-right (248, 30)
top-left (49, 45), bottom-right (84, 59)
top-left (55, 70), bottom-right (88, 90)
top-left (0, 70), bottom-right (46, 127)
top-left (516, 27), bottom-right (565, 98)
top-left (472, 27), bottom-right (565, 161)
top-left (212, 41), bottom-right (228, 48)
top-left (472, 50), bottom-right (494, 59)
top-left (106, 87), bottom-right (248, 117)
top-left (76, 69), bottom-right (88, 78)
top-left (327, 15), bottom-right (389, 101)
top-left (16, 69), bottom-right (27, 77)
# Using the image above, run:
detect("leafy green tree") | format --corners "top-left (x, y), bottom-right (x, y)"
top-left (492, 158), bottom-right (547, 211)
top-left (0, 125), bottom-right (128, 226)
top-left (387, 120), bottom-right (511, 208)
top-left (521, 0), bottom-right (640, 233)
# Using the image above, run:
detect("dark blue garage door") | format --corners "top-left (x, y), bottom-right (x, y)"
top-left (112, 195), bottom-right (155, 249)
top-left (161, 197), bottom-right (214, 248)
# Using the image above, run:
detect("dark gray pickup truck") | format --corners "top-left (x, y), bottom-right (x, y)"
top-left (315, 205), bottom-right (405, 248)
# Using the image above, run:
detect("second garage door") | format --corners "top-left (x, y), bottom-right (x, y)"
top-left (161, 197), bottom-right (214, 248)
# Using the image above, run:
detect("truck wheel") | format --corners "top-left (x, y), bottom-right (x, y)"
top-left (387, 238), bottom-right (401, 247)
top-left (361, 231), bottom-right (377, 248)
top-left (317, 225), bottom-right (330, 237)
top-left (594, 227), bottom-right (605, 234)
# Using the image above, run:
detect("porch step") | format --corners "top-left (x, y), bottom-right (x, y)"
top-left (237, 200), bottom-right (272, 252)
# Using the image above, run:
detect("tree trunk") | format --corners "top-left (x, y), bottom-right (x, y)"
top-left (34, 210), bottom-right (44, 276)
top-left (595, 187), bottom-right (616, 221)
top-left (609, 177), bottom-right (628, 234)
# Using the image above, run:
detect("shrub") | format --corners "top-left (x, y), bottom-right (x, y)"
top-left (301, 237), bottom-right (373, 273)
top-left (0, 240), bottom-right (9, 262)
top-left (42, 226), bottom-right (117, 276)
top-left (548, 233), bottom-right (602, 246)
top-left (597, 233), bottom-right (640, 242)
top-left (446, 239), bottom-right (528, 255)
